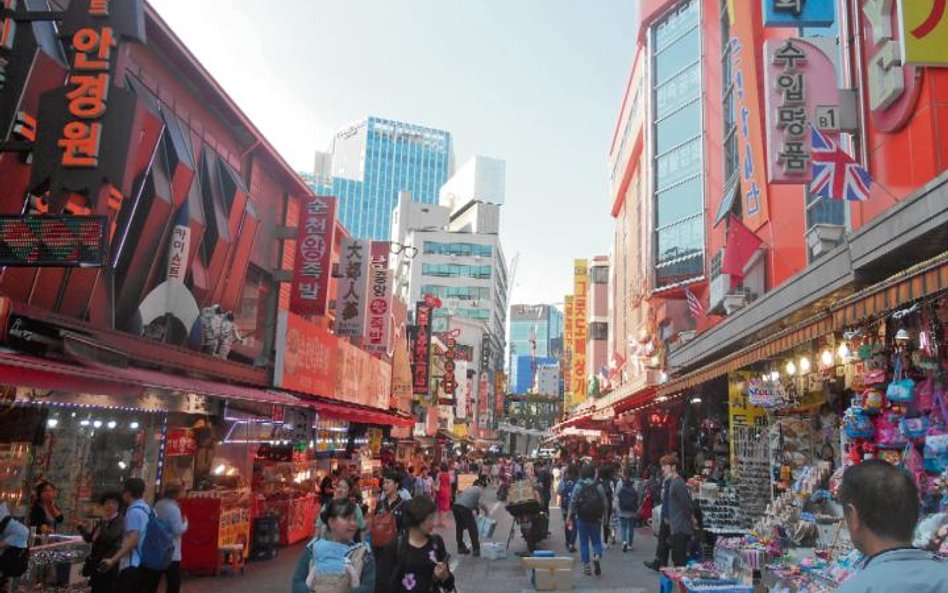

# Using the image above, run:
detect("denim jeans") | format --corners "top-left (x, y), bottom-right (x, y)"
top-left (561, 510), bottom-right (576, 548)
top-left (619, 516), bottom-right (635, 546)
top-left (575, 518), bottom-right (603, 565)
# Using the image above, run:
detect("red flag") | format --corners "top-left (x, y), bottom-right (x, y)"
top-left (722, 214), bottom-right (763, 280)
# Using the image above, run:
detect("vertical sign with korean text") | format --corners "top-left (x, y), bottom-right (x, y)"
top-left (439, 329), bottom-right (460, 402)
top-left (364, 241), bottom-right (393, 354)
top-left (30, 0), bottom-right (145, 204)
top-left (495, 370), bottom-right (506, 415)
top-left (571, 260), bottom-right (588, 406)
top-left (333, 237), bottom-right (370, 337)
top-left (763, 39), bottom-right (840, 184)
top-left (563, 295), bottom-right (574, 407)
top-left (729, 9), bottom-right (772, 230)
top-left (412, 302), bottom-right (433, 397)
top-left (290, 195), bottom-right (336, 316)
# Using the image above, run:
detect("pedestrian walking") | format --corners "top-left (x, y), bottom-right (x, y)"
top-left (436, 464), bottom-right (452, 528)
top-left (644, 453), bottom-right (693, 569)
top-left (317, 478), bottom-right (365, 541)
top-left (615, 467), bottom-right (639, 552)
top-left (535, 461), bottom-right (553, 516)
top-left (76, 492), bottom-right (124, 593)
top-left (557, 464), bottom-right (578, 553)
top-left (371, 473), bottom-right (407, 593)
top-left (451, 476), bottom-right (489, 556)
top-left (837, 460), bottom-right (947, 593)
top-left (597, 464), bottom-right (616, 547)
top-left (566, 464), bottom-right (607, 576)
top-left (292, 500), bottom-right (375, 593)
top-left (154, 486), bottom-right (188, 593)
top-left (99, 478), bottom-right (160, 593)
top-left (382, 497), bottom-right (454, 593)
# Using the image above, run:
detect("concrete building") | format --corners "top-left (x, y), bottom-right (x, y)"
top-left (392, 156), bottom-right (510, 433)
top-left (587, 256), bottom-right (610, 394)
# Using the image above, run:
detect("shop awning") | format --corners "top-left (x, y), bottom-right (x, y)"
top-left (658, 251), bottom-right (948, 398)
top-left (0, 351), bottom-right (301, 408)
top-left (296, 397), bottom-right (414, 428)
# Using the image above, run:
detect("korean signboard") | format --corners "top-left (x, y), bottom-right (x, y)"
top-left (412, 301), bottom-right (433, 397)
top-left (478, 372), bottom-right (490, 424)
top-left (563, 295), bottom-right (574, 403)
top-left (861, 0), bottom-right (921, 132)
top-left (763, 39), bottom-right (839, 184)
top-left (454, 360), bottom-right (469, 419)
top-left (335, 338), bottom-right (391, 409)
top-left (364, 241), bottom-right (393, 354)
top-left (274, 311), bottom-right (338, 397)
top-left (728, 372), bottom-right (768, 470)
top-left (165, 428), bottom-right (197, 457)
top-left (29, 0), bottom-right (145, 204)
top-left (728, 10), bottom-right (772, 230)
top-left (495, 370), bottom-right (506, 415)
top-left (571, 260), bottom-right (588, 406)
top-left (333, 238), bottom-right (370, 337)
top-left (762, 0), bottom-right (835, 27)
top-left (480, 331), bottom-right (491, 372)
top-left (439, 329), bottom-right (460, 402)
top-left (290, 195), bottom-right (336, 316)
top-left (898, 0), bottom-right (948, 67)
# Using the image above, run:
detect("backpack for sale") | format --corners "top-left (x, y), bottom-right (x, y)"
top-left (575, 482), bottom-right (605, 523)
top-left (617, 482), bottom-right (639, 514)
top-left (134, 507), bottom-right (174, 571)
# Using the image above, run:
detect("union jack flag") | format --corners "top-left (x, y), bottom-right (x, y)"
top-left (810, 127), bottom-right (872, 201)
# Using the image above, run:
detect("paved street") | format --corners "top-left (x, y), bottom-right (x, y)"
top-left (182, 489), bottom-right (662, 593)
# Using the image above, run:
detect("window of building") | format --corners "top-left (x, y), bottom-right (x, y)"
top-left (720, 0), bottom-right (739, 189)
top-left (590, 265), bottom-right (609, 285)
top-left (589, 322), bottom-right (608, 341)
top-left (423, 241), bottom-right (492, 257)
top-left (419, 285), bottom-right (491, 301)
top-left (421, 263), bottom-right (491, 279)
top-left (653, 0), bottom-right (704, 289)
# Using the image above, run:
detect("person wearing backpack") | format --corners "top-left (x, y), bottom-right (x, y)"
top-left (565, 464), bottom-right (607, 577)
top-left (615, 467), bottom-right (639, 553)
top-left (556, 464), bottom-right (578, 553)
top-left (153, 486), bottom-right (188, 593)
top-left (100, 478), bottom-right (166, 593)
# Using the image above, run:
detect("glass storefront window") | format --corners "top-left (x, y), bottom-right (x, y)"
top-left (655, 27), bottom-right (700, 85)
top-left (656, 176), bottom-right (702, 227)
top-left (655, 100), bottom-right (701, 154)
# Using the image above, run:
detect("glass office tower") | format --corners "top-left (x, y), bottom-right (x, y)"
top-left (328, 117), bottom-right (453, 240)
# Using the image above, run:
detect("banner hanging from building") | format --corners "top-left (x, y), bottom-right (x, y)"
top-left (564, 295), bottom-right (574, 405)
top-left (364, 240), bottom-right (393, 354)
top-left (728, 7), bottom-right (772, 230)
top-left (274, 311), bottom-right (338, 397)
top-left (571, 260), bottom-right (588, 406)
top-left (439, 329), bottom-right (460, 403)
top-left (412, 301), bottom-right (433, 397)
top-left (290, 195), bottom-right (336, 316)
top-left (334, 237), bottom-right (370, 337)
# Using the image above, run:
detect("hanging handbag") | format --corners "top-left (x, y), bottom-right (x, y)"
top-left (862, 389), bottom-right (884, 414)
top-left (886, 358), bottom-right (915, 403)
top-left (863, 368), bottom-right (888, 386)
top-left (876, 412), bottom-right (908, 449)
top-left (923, 434), bottom-right (948, 473)
top-left (916, 376), bottom-right (935, 413)
top-left (843, 409), bottom-right (875, 439)
top-left (900, 416), bottom-right (930, 440)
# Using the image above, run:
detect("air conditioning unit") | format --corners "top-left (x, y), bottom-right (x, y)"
top-left (708, 272), bottom-right (732, 315)
top-left (807, 224), bottom-right (845, 260)
top-left (723, 293), bottom-right (748, 314)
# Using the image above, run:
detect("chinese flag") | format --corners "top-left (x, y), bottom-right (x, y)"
top-left (722, 214), bottom-right (763, 281)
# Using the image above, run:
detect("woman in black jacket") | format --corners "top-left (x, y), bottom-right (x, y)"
top-left (29, 481), bottom-right (64, 535)
top-left (75, 492), bottom-right (124, 593)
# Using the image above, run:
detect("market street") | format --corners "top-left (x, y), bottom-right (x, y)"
top-left (183, 489), bottom-right (661, 593)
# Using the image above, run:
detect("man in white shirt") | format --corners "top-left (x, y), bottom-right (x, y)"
top-left (154, 486), bottom-right (188, 593)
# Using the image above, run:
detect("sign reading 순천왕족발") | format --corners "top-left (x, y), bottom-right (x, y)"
top-left (290, 195), bottom-right (336, 316)
top-left (0, 215), bottom-right (107, 267)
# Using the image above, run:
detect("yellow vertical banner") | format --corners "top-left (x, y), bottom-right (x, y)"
top-left (728, 371), bottom-right (767, 471)
top-left (563, 295), bottom-right (574, 410)
top-left (898, 0), bottom-right (948, 66)
top-left (571, 259), bottom-right (588, 406)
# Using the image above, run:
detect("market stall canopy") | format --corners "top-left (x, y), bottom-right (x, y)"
top-left (287, 395), bottom-right (414, 428)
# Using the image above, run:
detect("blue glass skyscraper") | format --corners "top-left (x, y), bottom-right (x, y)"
top-left (326, 117), bottom-right (453, 240)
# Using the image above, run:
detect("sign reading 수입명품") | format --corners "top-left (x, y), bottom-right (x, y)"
top-left (763, 38), bottom-right (839, 184)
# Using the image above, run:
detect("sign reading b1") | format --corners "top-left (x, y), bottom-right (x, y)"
top-left (763, 0), bottom-right (835, 27)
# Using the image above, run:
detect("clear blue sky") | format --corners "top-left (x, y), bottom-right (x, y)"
top-left (150, 0), bottom-right (639, 306)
